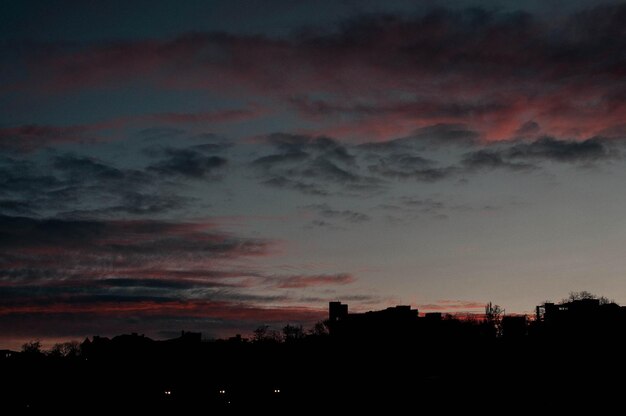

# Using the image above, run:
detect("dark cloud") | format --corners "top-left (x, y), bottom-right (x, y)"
top-left (0, 214), bottom-right (360, 300)
top-left (252, 151), bottom-right (309, 168)
top-left (409, 124), bottom-right (480, 147)
top-left (0, 199), bottom-right (36, 215)
top-left (368, 161), bottom-right (456, 182)
top-left (263, 176), bottom-right (329, 196)
top-left (356, 126), bottom-right (476, 182)
top-left (0, 108), bottom-right (258, 153)
top-left (0, 157), bottom-right (67, 216)
top-left (366, 125), bottom-right (478, 151)
top-left (3, 131), bottom-right (615, 221)
top-left (506, 137), bottom-right (613, 162)
top-left (60, 191), bottom-right (188, 217)
top-left (515, 121), bottom-right (541, 137)
top-left (190, 142), bottom-right (232, 153)
top-left (0, 157), bottom-right (60, 196)
top-left (377, 196), bottom-right (450, 222)
top-left (148, 147), bottom-right (227, 178)
top-left (368, 153), bottom-right (432, 169)
top-left (303, 203), bottom-right (370, 224)
top-left (254, 129), bottom-right (617, 191)
top-left (252, 133), bottom-right (382, 195)
top-left (0, 215), bottom-right (281, 334)
top-left (358, 124), bottom-right (481, 182)
top-left (110, 192), bottom-right (187, 215)
top-left (261, 133), bottom-right (355, 164)
top-left (306, 219), bottom-right (341, 230)
top-left (54, 154), bottom-right (128, 181)
top-left (461, 150), bottom-right (536, 171)
top-left (0, 125), bottom-right (95, 153)
top-left (460, 137), bottom-right (614, 172)
top-left (52, 154), bottom-right (156, 200)
top-left (0, 215), bottom-right (267, 257)
top-left (0, 153), bottom-right (189, 218)
top-left (293, 96), bottom-right (504, 135)
top-left (302, 157), bottom-right (359, 182)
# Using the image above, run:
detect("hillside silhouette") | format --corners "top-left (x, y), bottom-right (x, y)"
top-left (2, 291), bottom-right (626, 413)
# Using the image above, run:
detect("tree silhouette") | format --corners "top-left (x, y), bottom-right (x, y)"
top-left (564, 291), bottom-right (614, 305)
top-left (565, 291), bottom-right (596, 302)
top-left (253, 325), bottom-right (283, 343)
top-left (309, 321), bottom-right (329, 337)
top-left (485, 302), bottom-right (504, 337)
top-left (253, 325), bottom-right (269, 342)
top-left (21, 340), bottom-right (42, 355)
top-left (283, 324), bottom-right (304, 342)
top-left (49, 341), bottom-right (81, 358)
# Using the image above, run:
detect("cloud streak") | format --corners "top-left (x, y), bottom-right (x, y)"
top-left (9, 4), bottom-right (626, 141)
top-left (0, 108), bottom-right (261, 153)
top-left (148, 148), bottom-right (227, 178)
top-left (252, 133), bottom-right (383, 195)
top-left (0, 214), bottom-right (362, 343)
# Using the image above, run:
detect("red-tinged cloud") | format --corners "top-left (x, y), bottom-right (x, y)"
top-left (0, 107), bottom-right (263, 153)
top-left (273, 273), bottom-right (355, 288)
top-left (0, 299), bottom-right (327, 349)
top-left (10, 4), bottom-right (626, 142)
top-left (0, 214), bottom-right (358, 345)
top-left (0, 299), bottom-right (325, 322)
top-left (418, 300), bottom-right (486, 312)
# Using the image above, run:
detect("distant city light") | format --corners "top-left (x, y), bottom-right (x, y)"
top-left (164, 390), bottom-right (171, 395)
top-left (274, 389), bottom-right (280, 393)
top-left (219, 389), bottom-right (226, 394)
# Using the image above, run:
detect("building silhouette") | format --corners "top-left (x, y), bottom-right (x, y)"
top-left (328, 301), bottom-right (422, 341)
top-left (502, 315), bottom-right (527, 338)
top-left (535, 297), bottom-right (626, 338)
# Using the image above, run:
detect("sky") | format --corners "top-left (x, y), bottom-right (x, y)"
top-left (2, 0), bottom-right (626, 349)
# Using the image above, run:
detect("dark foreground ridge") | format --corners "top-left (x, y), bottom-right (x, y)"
top-left (3, 292), bottom-right (626, 413)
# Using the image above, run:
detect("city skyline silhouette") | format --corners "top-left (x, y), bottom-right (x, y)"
top-left (4, 292), bottom-right (626, 411)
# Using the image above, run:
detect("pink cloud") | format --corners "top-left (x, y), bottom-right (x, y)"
top-left (0, 214), bottom-right (363, 347)
top-left (12, 7), bottom-right (626, 142)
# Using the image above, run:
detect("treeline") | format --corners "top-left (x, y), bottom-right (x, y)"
top-left (4, 292), bottom-right (626, 413)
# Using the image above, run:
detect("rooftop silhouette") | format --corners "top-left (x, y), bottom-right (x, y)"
top-left (3, 292), bottom-right (626, 413)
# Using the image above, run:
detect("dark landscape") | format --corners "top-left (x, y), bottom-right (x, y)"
top-left (4, 293), bottom-right (626, 412)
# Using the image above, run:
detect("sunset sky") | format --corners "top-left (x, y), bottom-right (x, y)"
top-left (2, 0), bottom-right (626, 349)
